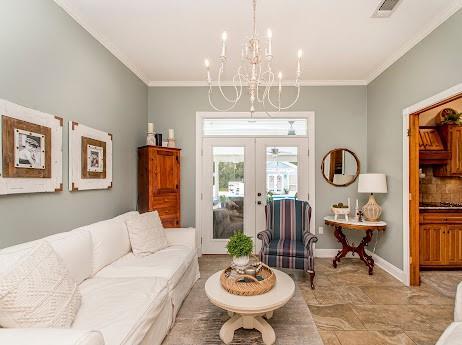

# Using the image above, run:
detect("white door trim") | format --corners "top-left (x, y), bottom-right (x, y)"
top-left (402, 83), bottom-right (462, 286)
top-left (196, 112), bottom-right (316, 256)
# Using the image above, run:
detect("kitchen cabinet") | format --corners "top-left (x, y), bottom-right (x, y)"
top-left (420, 212), bottom-right (462, 268)
top-left (434, 125), bottom-right (462, 176)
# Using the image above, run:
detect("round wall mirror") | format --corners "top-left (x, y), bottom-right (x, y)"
top-left (321, 148), bottom-right (360, 187)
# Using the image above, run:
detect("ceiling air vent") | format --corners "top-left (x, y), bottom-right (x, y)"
top-left (372, 0), bottom-right (401, 18)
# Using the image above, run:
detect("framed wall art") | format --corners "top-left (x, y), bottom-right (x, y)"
top-left (0, 99), bottom-right (63, 195)
top-left (69, 122), bottom-right (112, 191)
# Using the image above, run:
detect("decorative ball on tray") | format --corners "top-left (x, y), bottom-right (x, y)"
top-left (331, 202), bottom-right (351, 221)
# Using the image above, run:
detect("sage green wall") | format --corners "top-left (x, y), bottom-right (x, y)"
top-left (367, 9), bottom-right (462, 269)
top-left (0, 0), bottom-right (147, 247)
top-left (148, 86), bottom-right (367, 249)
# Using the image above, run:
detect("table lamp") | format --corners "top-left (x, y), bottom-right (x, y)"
top-left (358, 174), bottom-right (388, 222)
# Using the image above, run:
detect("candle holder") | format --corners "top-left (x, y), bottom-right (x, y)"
top-left (146, 133), bottom-right (156, 146)
top-left (167, 138), bottom-right (176, 148)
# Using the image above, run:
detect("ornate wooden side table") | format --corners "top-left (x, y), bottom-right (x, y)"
top-left (324, 216), bottom-right (387, 275)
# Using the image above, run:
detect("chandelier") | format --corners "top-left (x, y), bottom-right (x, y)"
top-left (204, 0), bottom-right (302, 114)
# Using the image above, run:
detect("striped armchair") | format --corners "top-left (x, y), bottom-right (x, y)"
top-left (257, 199), bottom-right (318, 289)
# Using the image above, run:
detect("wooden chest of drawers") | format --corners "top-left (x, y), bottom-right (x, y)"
top-left (137, 146), bottom-right (181, 228)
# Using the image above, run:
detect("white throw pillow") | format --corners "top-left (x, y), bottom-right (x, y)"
top-left (126, 211), bottom-right (169, 256)
top-left (0, 241), bottom-right (81, 328)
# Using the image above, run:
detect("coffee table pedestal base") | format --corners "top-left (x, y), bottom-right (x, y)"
top-left (220, 312), bottom-right (275, 345)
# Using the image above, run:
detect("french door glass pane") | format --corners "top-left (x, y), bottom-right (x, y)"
top-left (212, 147), bottom-right (244, 239)
top-left (266, 147), bottom-right (298, 202)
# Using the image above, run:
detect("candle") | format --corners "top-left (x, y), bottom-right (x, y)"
top-left (356, 199), bottom-right (359, 209)
top-left (148, 122), bottom-right (154, 134)
top-left (204, 59), bottom-right (211, 84)
top-left (267, 28), bottom-right (272, 56)
top-left (278, 72), bottom-right (282, 93)
top-left (221, 31), bottom-right (227, 57)
top-left (297, 49), bottom-right (303, 77)
top-left (168, 129), bottom-right (174, 139)
top-left (348, 198), bottom-right (351, 209)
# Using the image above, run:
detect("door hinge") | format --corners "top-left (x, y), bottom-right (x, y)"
top-left (410, 256), bottom-right (412, 265)
top-left (201, 193), bottom-right (203, 200)
top-left (409, 193), bottom-right (412, 201)
top-left (407, 129), bottom-right (410, 137)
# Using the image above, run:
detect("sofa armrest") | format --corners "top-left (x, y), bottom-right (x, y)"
top-left (0, 329), bottom-right (105, 345)
top-left (165, 227), bottom-right (196, 250)
top-left (455, 282), bottom-right (462, 322)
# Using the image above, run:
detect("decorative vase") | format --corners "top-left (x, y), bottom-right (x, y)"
top-left (362, 194), bottom-right (382, 222)
top-left (232, 255), bottom-right (250, 268)
top-left (155, 133), bottom-right (163, 146)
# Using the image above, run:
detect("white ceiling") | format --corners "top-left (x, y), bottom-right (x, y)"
top-left (54, 0), bottom-right (462, 86)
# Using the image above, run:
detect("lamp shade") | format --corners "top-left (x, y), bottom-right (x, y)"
top-left (358, 174), bottom-right (388, 194)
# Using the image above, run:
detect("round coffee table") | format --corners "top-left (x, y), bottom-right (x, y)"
top-left (205, 268), bottom-right (295, 345)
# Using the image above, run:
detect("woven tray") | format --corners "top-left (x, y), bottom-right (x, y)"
top-left (220, 264), bottom-right (276, 296)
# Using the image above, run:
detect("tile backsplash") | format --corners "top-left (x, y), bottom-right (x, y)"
top-left (420, 167), bottom-right (462, 204)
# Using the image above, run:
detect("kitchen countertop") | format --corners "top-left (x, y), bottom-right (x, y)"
top-left (420, 206), bottom-right (462, 212)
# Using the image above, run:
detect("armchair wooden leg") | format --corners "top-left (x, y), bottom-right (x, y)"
top-left (309, 271), bottom-right (315, 290)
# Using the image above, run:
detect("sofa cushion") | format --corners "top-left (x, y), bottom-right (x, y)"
top-left (0, 241), bottom-right (81, 328)
top-left (95, 245), bottom-right (195, 291)
top-left (126, 211), bottom-right (168, 257)
top-left (0, 231), bottom-right (92, 285)
top-left (83, 213), bottom-right (136, 275)
top-left (436, 322), bottom-right (462, 345)
top-left (72, 277), bottom-right (168, 345)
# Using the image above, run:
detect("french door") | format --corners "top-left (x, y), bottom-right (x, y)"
top-left (201, 137), bottom-right (309, 254)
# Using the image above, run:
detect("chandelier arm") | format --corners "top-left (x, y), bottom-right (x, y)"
top-left (208, 86), bottom-right (240, 112)
top-left (267, 83), bottom-right (301, 111)
top-left (257, 68), bottom-right (274, 103)
top-left (216, 63), bottom-right (241, 104)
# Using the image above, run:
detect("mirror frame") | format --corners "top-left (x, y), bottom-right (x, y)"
top-left (321, 148), bottom-right (360, 187)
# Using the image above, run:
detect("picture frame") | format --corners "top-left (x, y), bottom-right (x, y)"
top-left (0, 99), bottom-right (63, 195)
top-left (69, 122), bottom-right (112, 191)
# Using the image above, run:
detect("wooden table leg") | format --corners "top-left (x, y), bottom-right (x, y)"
top-left (355, 229), bottom-right (375, 275)
top-left (333, 225), bottom-right (353, 268)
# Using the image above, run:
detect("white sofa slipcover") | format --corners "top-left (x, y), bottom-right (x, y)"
top-left (436, 282), bottom-right (462, 345)
top-left (0, 211), bottom-right (199, 345)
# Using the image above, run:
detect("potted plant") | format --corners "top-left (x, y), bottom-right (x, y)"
top-left (226, 231), bottom-right (253, 267)
top-left (219, 195), bottom-right (228, 208)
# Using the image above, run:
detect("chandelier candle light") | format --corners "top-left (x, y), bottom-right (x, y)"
top-left (204, 0), bottom-right (303, 114)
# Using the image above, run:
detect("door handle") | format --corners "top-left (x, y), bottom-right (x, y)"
top-left (257, 192), bottom-right (262, 197)
top-left (257, 201), bottom-right (262, 205)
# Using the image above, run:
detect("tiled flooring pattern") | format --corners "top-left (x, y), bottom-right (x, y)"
top-left (182, 255), bottom-right (458, 345)
top-left (303, 259), bottom-right (457, 345)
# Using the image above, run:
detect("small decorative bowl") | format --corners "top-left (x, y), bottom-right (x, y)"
top-left (331, 207), bottom-right (351, 221)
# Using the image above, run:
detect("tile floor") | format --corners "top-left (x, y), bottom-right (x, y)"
top-left (301, 259), bottom-right (457, 345)
top-left (197, 255), bottom-right (459, 345)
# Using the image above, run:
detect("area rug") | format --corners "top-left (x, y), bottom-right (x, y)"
top-left (162, 273), bottom-right (323, 345)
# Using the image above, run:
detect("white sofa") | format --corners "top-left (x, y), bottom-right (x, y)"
top-left (436, 282), bottom-right (462, 345)
top-left (0, 211), bottom-right (199, 345)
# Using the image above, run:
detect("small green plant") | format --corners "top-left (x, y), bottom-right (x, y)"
top-left (266, 191), bottom-right (274, 204)
top-left (219, 195), bottom-right (228, 205)
top-left (226, 231), bottom-right (253, 257)
top-left (332, 202), bottom-right (349, 209)
top-left (442, 112), bottom-right (462, 125)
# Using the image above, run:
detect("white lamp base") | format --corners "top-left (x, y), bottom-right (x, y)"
top-left (362, 194), bottom-right (382, 222)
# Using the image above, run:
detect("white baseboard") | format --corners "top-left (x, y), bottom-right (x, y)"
top-left (315, 248), bottom-right (405, 283)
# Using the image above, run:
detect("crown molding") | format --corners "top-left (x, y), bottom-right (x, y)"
top-left (365, 0), bottom-right (462, 84)
top-left (53, 0), bottom-right (150, 85)
top-left (148, 80), bottom-right (367, 87)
